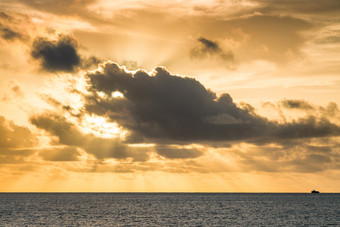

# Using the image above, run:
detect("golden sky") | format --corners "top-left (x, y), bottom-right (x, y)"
top-left (0, 0), bottom-right (340, 192)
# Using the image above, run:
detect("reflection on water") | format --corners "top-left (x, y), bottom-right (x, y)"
top-left (0, 193), bottom-right (339, 226)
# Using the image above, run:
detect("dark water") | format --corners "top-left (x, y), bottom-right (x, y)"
top-left (0, 193), bottom-right (339, 226)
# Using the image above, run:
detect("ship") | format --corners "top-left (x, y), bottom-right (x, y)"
top-left (311, 190), bottom-right (320, 193)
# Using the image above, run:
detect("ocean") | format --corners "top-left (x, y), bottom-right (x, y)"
top-left (0, 193), bottom-right (339, 226)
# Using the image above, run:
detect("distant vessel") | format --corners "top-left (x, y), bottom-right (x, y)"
top-left (311, 190), bottom-right (320, 193)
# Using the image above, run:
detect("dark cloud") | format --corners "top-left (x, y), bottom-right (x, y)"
top-left (155, 145), bottom-right (203, 159)
top-left (31, 35), bottom-right (81, 73)
top-left (31, 35), bottom-right (104, 73)
top-left (39, 147), bottom-right (81, 161)
top-left (30, 113), bottom-right (85, 146)
top-left (30, 112), bottom-right (149, 161)
top-left (280, 99), bottom-right (314, 110)
top-left (191, 37), bottom-right (235, 67)
top-left (84, 61), bottom-right (340, 144)
top-left (275, 116), bottom-right (340, 140)
top-left (198, 37), bottom-right (219, 52)
top-left (85, 62), bottom-right (266, 142)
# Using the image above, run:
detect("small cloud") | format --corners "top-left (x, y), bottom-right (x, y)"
top-left (1, 83), bottom-right (24, 101)
top-left (11, 85), bottom-right (23, 97)
top-left (197, 37), bottom-right (220, 52)
top-left (280, 99), bottom-right (314, 110)
top-left (31, 34), bottom-right (81, 73)
top-left (191, 37), bottom-right (236, 68)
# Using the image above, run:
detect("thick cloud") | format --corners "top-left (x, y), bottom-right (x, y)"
top-left (85, 61), bottom-right (340, 144)
top-left (85, 62), bottom-right (266, 142)
top-left (31, 35), bottom-right (81, 72)
top-left (30, 112), bottom-right (149, 161)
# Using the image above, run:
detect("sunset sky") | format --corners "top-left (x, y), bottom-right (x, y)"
top-left (0, 0), bottom-right (340, 192)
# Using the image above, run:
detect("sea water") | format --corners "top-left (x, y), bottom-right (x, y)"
top-left (0, 193), bottom-right (339, 226)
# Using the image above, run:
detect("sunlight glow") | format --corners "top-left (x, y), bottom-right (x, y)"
top-left (80, 114), bottom-right (127, 139)
top-left (128, 143), bottom-right (155, 147)
top-left (111, 91), bottom-right (124, 98)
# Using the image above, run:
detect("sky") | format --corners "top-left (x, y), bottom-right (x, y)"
top-left (0, 0), bottom-right (340, 192)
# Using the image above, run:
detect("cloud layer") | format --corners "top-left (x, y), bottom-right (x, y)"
top-left (1, 0), bottom-right (340, 185)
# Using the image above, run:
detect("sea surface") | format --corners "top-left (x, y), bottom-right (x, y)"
top-left (0, 193), bottom-right (339, 226)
